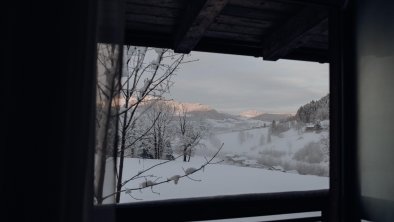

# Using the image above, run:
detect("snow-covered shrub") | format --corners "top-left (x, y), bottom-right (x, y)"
top-left (295, 162), bottom-right (328, 177)
top-left (258, 148), bottom-right (286, 167)
top-left (294, 121), bottom-right (305, 135)
top-left (281, 160), bottom-right (328, 177)
top-left (258, 155), bottom-right (282, 167)
top-left (293, 142), bottom-right (324, 164)
top-left (282, 160), bottom-right (294, 171)
top-left (270, 120), bottom-right (290, 136)
top-left (260, 149), bottom-right (286, 158)
top-left (138, 148), bottom-right (154, 159)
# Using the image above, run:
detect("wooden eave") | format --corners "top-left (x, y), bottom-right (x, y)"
top-left (116, 0), bottom-right (343, 63)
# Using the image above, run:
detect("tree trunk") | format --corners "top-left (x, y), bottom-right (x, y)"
top-left (183, 146), bottom-right (187, 162)
top-left (153, 128), bottom-right (158, 159)
top-left (95, 52), bottom-right (119, 204)
top-left (115, 94), bottom-right (129, 203)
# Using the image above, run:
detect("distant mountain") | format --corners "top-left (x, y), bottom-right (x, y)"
top-left (117, 96), bottom-right (213, 112)
top-left (239, 110), bottom-right (263, 118)
top-left (166, 101), bottom-right (213, 113)
top-left (295, 94), bottom-right (329, 123)
top-left (188, 109), bottom-right (238, 120)
top-left (251, 113), bottom-right (292, 122)
top-left (165, 100), bottom-right (239, 120)
top-left (133, 97), bottom-right (292, 122)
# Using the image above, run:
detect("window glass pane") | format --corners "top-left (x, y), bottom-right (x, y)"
top-left (101, 46), bottom-right (329, 204)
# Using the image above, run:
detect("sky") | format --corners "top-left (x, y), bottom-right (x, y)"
top-left (166, 51), bottom-right (329, 115)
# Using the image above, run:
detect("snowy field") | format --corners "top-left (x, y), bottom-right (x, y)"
top-left (115, 156), bottom-right (328, 203)
top-left (104, 118), bottom-right (330, 204)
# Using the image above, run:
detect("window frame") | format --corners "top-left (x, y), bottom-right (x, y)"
top-left (92, 3), bottom-right (349, 222)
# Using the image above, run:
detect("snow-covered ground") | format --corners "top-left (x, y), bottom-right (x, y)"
top-left (116, 157), bottom-right (328, 203)
top-left (103, 116), bottom-right (330, 204)
top-left (100, 105), bottom-right (330, 206)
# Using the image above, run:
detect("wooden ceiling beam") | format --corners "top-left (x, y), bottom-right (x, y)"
top-left (262, 6), bottom-right (328, 61)
top-left (270, 0), bottom-right (344, 7)
top-left (174, 0), bottom-right (228, 53)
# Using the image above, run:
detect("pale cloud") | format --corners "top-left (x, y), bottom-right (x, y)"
top-left (167, 51), bottom-right (329, 115)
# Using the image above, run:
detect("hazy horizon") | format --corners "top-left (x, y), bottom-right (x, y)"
top-left (167, 51), bottom-right (329, 115)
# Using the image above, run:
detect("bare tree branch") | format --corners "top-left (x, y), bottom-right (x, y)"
top-left (121, 152), bottom-right (184, 187)
top-left (102, 143), bottom-right (224, 201)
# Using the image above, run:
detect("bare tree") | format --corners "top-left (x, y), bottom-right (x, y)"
top-left (177, 105), bottom-right (204, 162)
top-left (95, 45), bottom-right (210, 204)
top-left (143, 101), bottom-right (176, 159)
top-left (115, 46), bottom-right (187, 203)
top-left (95, 43), bottom-right (122, 204)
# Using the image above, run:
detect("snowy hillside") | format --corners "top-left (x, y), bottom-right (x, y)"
top-left (202, 127), bottom-right (329, 174)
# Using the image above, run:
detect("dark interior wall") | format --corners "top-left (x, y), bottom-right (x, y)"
top-left (3, 0), bottom-right (97, 221)
top-left (328, 2), bottom-right (360, 221)
top-left (355, 0), bottom-right (394, 221)
top-left (6, 0), bottom-right (394, 222)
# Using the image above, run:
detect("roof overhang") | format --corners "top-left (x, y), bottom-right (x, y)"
top-left (99, 0), bottom-right (344, 63)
